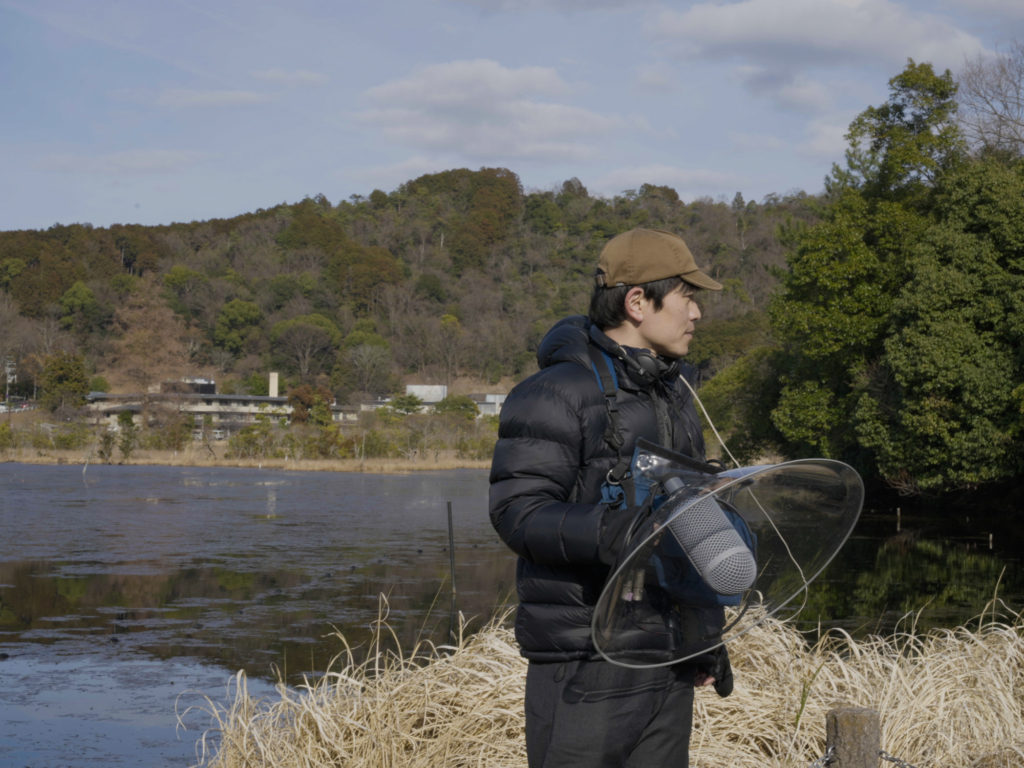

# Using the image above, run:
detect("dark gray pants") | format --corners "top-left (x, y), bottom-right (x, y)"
top-left (525, 659), bottom-right (695, 768)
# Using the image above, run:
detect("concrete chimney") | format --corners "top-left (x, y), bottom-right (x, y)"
top-left (269, 372), bottom-right (279, 398)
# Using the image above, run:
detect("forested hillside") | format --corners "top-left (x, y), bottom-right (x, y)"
top-left (3, 56), bottom-right (1024, 495)
top-left (0, 168), bottom-right (812, 399)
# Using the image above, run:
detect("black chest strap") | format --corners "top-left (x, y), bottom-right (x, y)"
top-left (588, 344), bottom-right (632, 486)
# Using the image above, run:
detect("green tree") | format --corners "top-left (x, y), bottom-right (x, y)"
top-left (163, 264), bottom-right (209, 317)
top-left (242, 372), bottom-right (270, 396)
top-left (437, 314), bottom-right (463, 387)
top-left (0, 257), bottom-right (25, 290)
top-left (39, 351), bottom-right (89, 412)
top-left (852, 161), bottom-right (1024, 491)
top-left (768, 60), bottom-right (1024, 491)
top-left (767, 191), bottom-right (922, 459)
top-left (0, 422), bottom-right (14, 451)
top-left (117, 410), bottom-right (138, 462)
top-left (448, 168), bottom-right (523, 272)
top-left (97, 429), bottom-right (116, 463)
top-left (228, 414), bottom-right (279, 459)
top-left (696, 346), bottom-right (783, 464)
top-left (344, 246), bottom-right (405, 314)
top-left (213, 299), bottom-right (262, 355)
top-left (523, 193), bottom-right (563, 235)
top-left (387, 393), bottom-right (423, 414)
top-left (433, 394), bottom-right (478, 421)
top-left (836, 59), bottom-right (964, 201)
top-left (60, 281), bottom-right (107, 334)
top-left (414, 273), bottom-right (446, 304)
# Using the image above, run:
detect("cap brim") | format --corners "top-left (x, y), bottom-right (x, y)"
top-left (682, 269), bottom-right (723, 291)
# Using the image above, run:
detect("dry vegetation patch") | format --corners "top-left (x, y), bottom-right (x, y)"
top-left (184, 615), bottom-right (527, 768)
top-left (184, 603), bottom-right (1024, 768)
top-left (5, 446), bottom-right (490, 473)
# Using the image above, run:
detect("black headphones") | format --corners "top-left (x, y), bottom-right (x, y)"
top-left (589, 324), bottom-right (680, 385)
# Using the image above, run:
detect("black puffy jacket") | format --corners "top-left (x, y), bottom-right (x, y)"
top-left (489, 315), bottom-right (707, 661)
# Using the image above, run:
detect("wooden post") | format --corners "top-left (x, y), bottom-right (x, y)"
top-left (826, 707), bottom-right (880, 768)
top-left (447, 501), bottom-right (458, 643)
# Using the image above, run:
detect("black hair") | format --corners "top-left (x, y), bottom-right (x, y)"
top-left (588, 276), bottom-right (693, 330)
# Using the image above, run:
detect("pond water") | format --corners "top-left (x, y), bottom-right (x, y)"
top-left (0, 462), bottom-right (1021, 767)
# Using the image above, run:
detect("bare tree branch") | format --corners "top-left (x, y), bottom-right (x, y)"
top-left (959, 41), bottom-right (1024, 154)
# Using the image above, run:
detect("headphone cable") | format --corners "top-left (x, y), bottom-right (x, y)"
top-left (676, 372), bottom-right (740, 469)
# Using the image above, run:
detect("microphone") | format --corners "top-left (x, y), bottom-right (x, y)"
top-left (660, 481), bottom-right (756, 596)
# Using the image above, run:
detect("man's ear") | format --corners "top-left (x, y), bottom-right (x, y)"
top-left (623, 286), bottom-right (646, 324)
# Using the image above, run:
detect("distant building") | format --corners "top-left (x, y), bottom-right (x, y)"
top-left (405, 384), bottom-right (447, 403)
top-left (469, 393), bottom-right (506, 417)
top-left (84, 374), bottom-right (506, 437)
top-left (86, 390), bottom-right (290, 438)
top-left (87, 372), bottom-right (298, 438)
top-left (160, 377), bottom-right (216, 395)
top-left (400, 384), bottom-right (508, 418)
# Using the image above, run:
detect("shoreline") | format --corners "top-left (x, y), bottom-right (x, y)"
top-left (2, 447), bottom-right (492, 474)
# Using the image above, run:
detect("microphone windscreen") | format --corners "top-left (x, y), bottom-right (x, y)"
top-left (664, 493), bottom-right (755, 596)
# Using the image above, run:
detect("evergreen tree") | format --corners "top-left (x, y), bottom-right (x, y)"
top-left (39, 351), bottom-right (90, 412)
top-left (769, 60), bottom-right (1024, 492)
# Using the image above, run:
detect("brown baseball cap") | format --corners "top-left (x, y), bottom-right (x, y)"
top-left (595, 228), bottom-right (722, 291)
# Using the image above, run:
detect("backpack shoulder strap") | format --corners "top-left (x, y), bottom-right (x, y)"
top-left (587, 344), bottom-right (631, 485)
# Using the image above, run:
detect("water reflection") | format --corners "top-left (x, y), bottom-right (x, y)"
top-left (0, 464), bottom-right (517, 685)
top-left (0, 545), bottom-right (516, 682)
top-left (794, 505), bottom-right (1024, 636)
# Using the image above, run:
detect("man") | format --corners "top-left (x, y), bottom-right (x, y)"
top-left (489, 227), bottom-right (730, 768)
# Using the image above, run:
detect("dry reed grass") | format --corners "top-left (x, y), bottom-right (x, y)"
top-left (184, 600), bottom-right (1024, 768)
top-left (691, 599), bottom-right (1024, 767)
top-left (6, 446), bottom-right (490, 473)
top-left (182, 602), bottom-right (528, 768)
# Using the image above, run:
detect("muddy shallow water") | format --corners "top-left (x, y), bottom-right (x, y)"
top-left (0, 463), bottom-right (509, 767)
top-left (1, 462), bottom-right (1020, 767)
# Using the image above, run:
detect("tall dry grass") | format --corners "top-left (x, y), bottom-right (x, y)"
top-left (183, 600), bottom-right (1024, 768)
top-left (7, 446), bottom-right (490, 473)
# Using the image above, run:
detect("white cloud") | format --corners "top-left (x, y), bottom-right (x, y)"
top-left (156, 89), bottom-right (272, 108)
top-left (251, 68), bottom-right (329, 86)
top-left (801, 118), bottom-right (851, 159)
top-left (733, 66), bottom-right (835, 113)
top-left (655, 0), bottom-right (986, 71)
top-left (729, 131), bottom-right (786, 151)
top-left (647, 0), bottom-right (991, 123)
top-left (449, 0), bottom-right (656, 10)
top-left (360, 59), bottom-right (622, 160)
top-left (651, 0), bottom-right (988, 115)
top-left (635, 62), bottom-right (678, 90)
top-left (39, 149), bottom-right (208, 175)
top-left (940, 0), bottom-right (1024, 21)
top-left (367, 59), bottom-right (570, 104)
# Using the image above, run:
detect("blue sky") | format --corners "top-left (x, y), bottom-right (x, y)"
top-left (1, 0), bottom-right (1022, 232)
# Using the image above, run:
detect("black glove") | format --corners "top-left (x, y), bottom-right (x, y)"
top-left (710, 645), bottom-right (733, 698)
top-left (597, 506), bottom-right (634, 565)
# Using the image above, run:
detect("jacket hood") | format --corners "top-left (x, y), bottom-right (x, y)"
top-left (536, 315), bottom-right (591, 371)
top-left (536, 315), bottom-right (701, 389)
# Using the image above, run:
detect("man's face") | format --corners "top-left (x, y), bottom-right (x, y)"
top-left (637, 284), bottom-right (702, 358)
